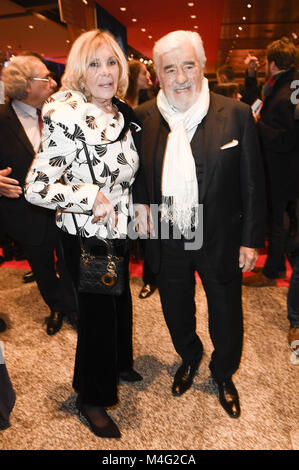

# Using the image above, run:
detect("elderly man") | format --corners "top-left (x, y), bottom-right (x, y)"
top-left (134, 30), bottom-right (266, 418)
top-left (0, 55), bottom-right (77, 335)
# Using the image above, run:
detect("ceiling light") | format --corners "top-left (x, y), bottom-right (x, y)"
top-left (242, 16), bottom-right (246, 20)
top-left (238, 26), bottom-right (243, 30)
top-left (190, 15), bottom-right (196, 18)
top-left (194, 25), bottom-right (198, 29)
top-left (247, 3), bottom-right (252, 8)
top-left (66, 39), bottom-right (70, 44)
top-left (120, 7), bottom-right (126, 11)
top-left (7, 45), bottom-right (12, 49)
top-left (188, 2), bottom-right (195, 5)
top-left (82, 0), bottom-right (88, 4)
top-left (292, 32), bottom-right (298, 39)
top-left (148, 35), bottom-right (152, 39)
top-left (132, 18), bottom-right (137, 22)
top-left (28, 25), bottom-right (34, 29)
top-left (235, 34), bottom-right (239, 38)
top-left (141, 28), bottom-right (146, 32)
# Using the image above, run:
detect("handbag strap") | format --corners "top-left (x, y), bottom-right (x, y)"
top-left (71, 140), bottom-right (116, 255)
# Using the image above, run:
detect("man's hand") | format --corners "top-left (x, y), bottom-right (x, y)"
top-left (91, 190), bottom-right (117, 227)
top-left (0, 167), bottom-right (22, 198)
top-left (134, 204), bottom-right (154, 238)
top-left (244, 54), bottom-right (259, 77)
top-left (239, 246), bottom-right (259, 272)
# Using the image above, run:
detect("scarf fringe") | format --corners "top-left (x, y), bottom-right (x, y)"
top-left (161, 196), bottom-right (199, 237)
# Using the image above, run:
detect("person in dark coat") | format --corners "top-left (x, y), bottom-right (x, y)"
top-left (0, 55), bottom-right (78, 335)
top-left (243, 37), bottom-right (299, 289)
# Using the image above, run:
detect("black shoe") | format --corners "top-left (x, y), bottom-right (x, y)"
top-left (75, 396), bottom-right (121, 439)
top-left (23, 271), bottom-right (35, 284)
top-left (0, 318), bottom-right (7, 333)
top-left (46, 311), bottom-right (63, 336)
top-left (139, 283), bottom-right (157, 299)
top-left (172, 355), bottom-right (202, 396)
top-left (216, 378), bottom-right (241, 419)
top-left (119, 369), bottom-right (143, 382)
top-left (64, 311), bottom-right (78, 330)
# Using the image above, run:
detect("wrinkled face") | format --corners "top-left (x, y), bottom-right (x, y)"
top-left (137, 63), bottom-right (151, 90)
top-left (158, 41), bottom-right (203, 112)
top-left (84, 43), bottom-right (120, 106)
top-left (26, 60), bottom-right (57, 108)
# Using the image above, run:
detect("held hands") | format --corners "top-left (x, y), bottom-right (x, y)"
top-left (91, 190), bottom-right (118, 227)
top-left (239, 246), bottom-right (259, 272)
top-left (0, 167), bottom-right (22, 198)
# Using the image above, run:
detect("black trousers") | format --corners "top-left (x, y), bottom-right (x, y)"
top-left (23, 224), bottom-right (77, 317)
top-left (263, 199), bottom-right (288, 279)
top-left (60, 230), bottom-right (133, 407)
top-left (156, 239), bottom-right (243, 382)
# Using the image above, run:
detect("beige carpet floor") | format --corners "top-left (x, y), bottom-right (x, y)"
top-left (0, 267), bottom-right (298, 451)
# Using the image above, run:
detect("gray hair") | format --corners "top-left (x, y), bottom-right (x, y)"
top-left (153, 30), bottom-right (206, 79)
top-left (2, 55), bottom-right (42, 100)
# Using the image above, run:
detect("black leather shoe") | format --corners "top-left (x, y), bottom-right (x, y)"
top-left (75, 396), bottom-right (121, 439)
top-left (119, 369), bottom-right (143, 382)
top-left (139, 283), bottom-right (157, 299)
top-left (23, 271), bottom-right (35, 284)
top-left (172, 355), bottom-right (202, 396)
top-left (216, 378), bottom-right (241, 418)
top-left (0, 318), bottom-right (7, 333)
top-left (46, 311), bottom-right (63, 336)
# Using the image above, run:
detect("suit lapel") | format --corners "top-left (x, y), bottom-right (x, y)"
top-left (142, 103), bottom-right (169, 201)
top-left (6, 103), bottom-right (35, 157)
top-left (199, 93), bottom-right (227, 201)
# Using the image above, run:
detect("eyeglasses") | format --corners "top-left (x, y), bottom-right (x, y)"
top-left (29, 76), bottom-right (52, 82)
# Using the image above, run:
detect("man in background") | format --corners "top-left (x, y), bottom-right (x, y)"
top-left (0, 55), bottom-right (77, 335)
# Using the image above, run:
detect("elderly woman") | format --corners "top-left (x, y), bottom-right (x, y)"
top-left (25, 30), bottom-right (142, 439)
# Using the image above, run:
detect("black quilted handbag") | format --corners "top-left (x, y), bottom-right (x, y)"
top-left (72, 215), bottom-right (125, 296)
top-left (78, 238), bottom-right (125, 296)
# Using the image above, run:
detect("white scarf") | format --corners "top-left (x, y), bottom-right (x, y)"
top-left (157, 77), bottom-right (210, 236)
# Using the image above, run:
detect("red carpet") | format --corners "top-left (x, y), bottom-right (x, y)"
top-left (0, 249), bottom-right (292, 286)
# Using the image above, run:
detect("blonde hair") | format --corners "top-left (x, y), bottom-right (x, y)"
top-left (153, 30), bottom-right (206, 79)
top-left (61, 29), bottom-right (128, 99)
top-left (2, 55), bottom-right (42, 100)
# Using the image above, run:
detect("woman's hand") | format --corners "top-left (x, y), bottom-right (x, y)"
top-left (91, 191), bottom-right (118, 227)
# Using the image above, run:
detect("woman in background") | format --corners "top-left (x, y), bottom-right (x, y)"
top-left (125, 59), bottom-right (152, 108)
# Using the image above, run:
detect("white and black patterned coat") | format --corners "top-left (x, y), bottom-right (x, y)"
top-left (25, 90), bottom-right (140, 239)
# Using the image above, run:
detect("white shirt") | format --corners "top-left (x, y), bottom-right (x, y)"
top-left (12, 100), bottom-right (41, 152)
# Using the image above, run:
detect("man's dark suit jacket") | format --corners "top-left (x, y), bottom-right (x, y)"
top-left (134, 92), bottom-right (266, 282)
top-left (258, 67), bottom-right (299, 202)
top-left (0, 102), bottom-right (55, 246)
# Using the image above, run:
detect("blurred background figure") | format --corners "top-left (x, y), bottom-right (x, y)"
top-left (213, 82), bottom-right (242, 100)
top-left (125, 59), bottom-right (152, 108)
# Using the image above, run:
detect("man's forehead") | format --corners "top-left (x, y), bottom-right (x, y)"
top-left (32, 59), bottom-right (48, 75)
top-left (160, 43), bottom-right (199, 66)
